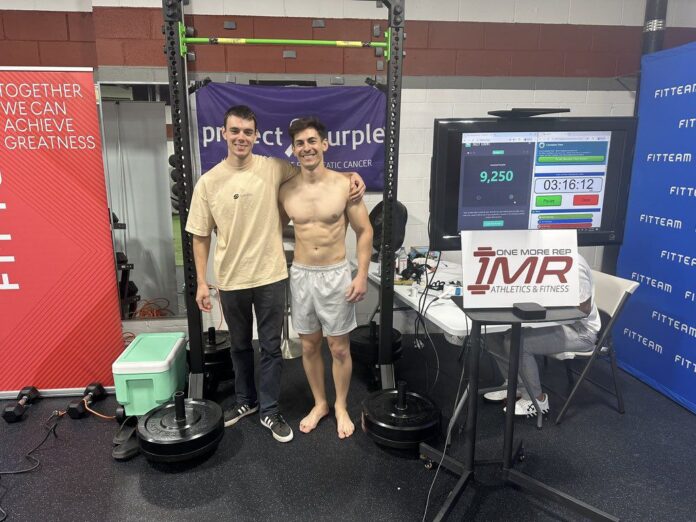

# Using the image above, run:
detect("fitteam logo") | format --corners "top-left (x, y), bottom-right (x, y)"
top-left (646, 152), bottom-right (692, 162)
top-left (0, 169), bottom-right (19, 291)
top-left (653, 83), bottom-right (696, 98)
top-left (630, 271), bottom-right (672, 293)
top-left (669, 186), bottom-right (696, 197)
top-left (674, 354), bottom-right (696, 375)
top-left (466, 246), bottom-right (573, 296)
top-left (660, 250), bottom-right (696, 267)
top-left (651, 310), bottom-right (696, 339)
top-left (639, 213), bottom-right (682, 229)
top-left (622, 328), bottom-right (663, 354)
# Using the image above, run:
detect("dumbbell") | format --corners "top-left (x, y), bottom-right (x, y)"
top-left (2, 386), bottom-right (40, 423)
top-left (67, 383), bottom-right (107, 419)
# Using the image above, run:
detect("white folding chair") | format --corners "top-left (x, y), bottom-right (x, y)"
top-left (550, 270), bottom-right (639, 424)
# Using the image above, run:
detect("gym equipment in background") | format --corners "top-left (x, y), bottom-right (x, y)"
top-left (2, 386), bottom-right (40, 423)
top-left (111, 212), bottom-right (140, 319)
top-left (67, 383), bottom-right (107, 419)
top-left (362, 380), bottom-right (440, 450)
top-left (136, 391), bottom-right (224, 463)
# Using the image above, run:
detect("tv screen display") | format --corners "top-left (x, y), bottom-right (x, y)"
top-left (429, 117), bottom-right (636, 251)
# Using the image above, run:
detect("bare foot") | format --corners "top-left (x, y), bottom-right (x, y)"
top-left (335, 408), bottom-right (354, 439)
top-left (299, 404), bottom-right (329, 433)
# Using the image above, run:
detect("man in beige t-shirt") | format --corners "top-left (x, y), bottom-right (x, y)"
top-left (279, 117), bottom-right (372, 439)
top-left (186, 105), bottom-right (364, 443)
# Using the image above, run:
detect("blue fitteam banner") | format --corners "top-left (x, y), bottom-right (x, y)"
top-left (195, 83), bottom-right (386, 190)
top-left (616, 42), bottom-right (696, 414)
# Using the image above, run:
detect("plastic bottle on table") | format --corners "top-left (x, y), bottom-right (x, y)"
top-left (396, 247), bottom-right (408, 276)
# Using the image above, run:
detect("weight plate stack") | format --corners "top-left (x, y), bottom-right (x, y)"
top-left (362, 381), bottom-right (440, 450)
top-left (137, 395), bottom-right (224, 463)
top-left (349, 323), bottom-right (403, 365)
top-left (187, 328), bottom-right (235, 396)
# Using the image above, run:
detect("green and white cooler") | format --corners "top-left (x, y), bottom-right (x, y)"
top-left (112, 332), bottom-right (187, 416)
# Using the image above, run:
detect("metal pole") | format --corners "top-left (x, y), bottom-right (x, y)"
top-left (162, 0), bottom-right (205, 399)
top-left (377, 0), bottom-right (405, 390)
top-left (634, 0), bottom-right (668, 117)
top-left (642, 0), bottom-right (668, 55)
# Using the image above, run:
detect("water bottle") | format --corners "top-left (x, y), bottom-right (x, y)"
top-left (396, 247), bottom-right (408, 276)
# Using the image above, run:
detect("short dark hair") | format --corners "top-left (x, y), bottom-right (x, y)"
top-left (288, 117), bottom-right (328, 142)
top-left (223, 105), bottom-right (257, 130)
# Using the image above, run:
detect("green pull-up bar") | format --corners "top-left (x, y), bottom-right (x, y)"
top-left (178, 23), bottom-right (391, 59)
top-left (185, 37), bottom-right (386, 48)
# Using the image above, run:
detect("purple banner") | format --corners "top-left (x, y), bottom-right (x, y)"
top-left (195, 83), bottom-right (386, 190)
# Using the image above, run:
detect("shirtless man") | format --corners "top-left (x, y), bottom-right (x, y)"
top-left (279, 117), bottom-right (373, 439)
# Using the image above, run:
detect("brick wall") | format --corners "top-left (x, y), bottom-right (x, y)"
top-left (1, 8), bottom-right (694, 75)
top-left (0, 10), bottom-right (96, 66)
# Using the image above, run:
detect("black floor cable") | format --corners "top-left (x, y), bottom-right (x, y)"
top-left (0, 411), bottom-right (64, 521)
top-left (422, 341), bottom-right (470, 521)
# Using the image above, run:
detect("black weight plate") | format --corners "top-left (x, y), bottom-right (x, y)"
top-left (137, 398), bottom-right (224, 462)
top-left (350, 326), bottom-right (402, 365)
top-left (187, 330), bottom-right (231, 354)
top-left (194, 349), bottom-right (232, 364)
top-left (362, 389), bottom-right (440, 448)
top-left (350, 325), bottom-right (402, 347)
top-left (204, 330), bottom-right (230, 350)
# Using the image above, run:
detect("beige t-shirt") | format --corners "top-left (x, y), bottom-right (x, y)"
top-left (185, 155), bottom-right (297, 290)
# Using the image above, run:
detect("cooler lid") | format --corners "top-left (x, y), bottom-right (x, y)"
top-left (112, 332), bottom-right (186, 374)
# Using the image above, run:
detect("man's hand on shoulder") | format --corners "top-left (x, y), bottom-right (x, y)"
top-left (347, 171), bottom-right (366, 202)
top-left (346, 275), bottom-right (368, 303)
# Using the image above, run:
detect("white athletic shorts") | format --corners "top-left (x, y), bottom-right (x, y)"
top-left (289, 260), bottom-right (357, 337)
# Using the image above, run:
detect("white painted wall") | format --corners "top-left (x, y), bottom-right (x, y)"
top-left (5, 0), bottom-right (696, 28)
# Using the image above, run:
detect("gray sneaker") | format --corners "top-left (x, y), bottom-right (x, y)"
top-left (261, 413), bottom-right (294, 442)
top-left (224, 403), bottom-right (259, 427)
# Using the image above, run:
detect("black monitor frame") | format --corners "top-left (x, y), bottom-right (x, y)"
top-left (429, 116), bottom-right (637, 251)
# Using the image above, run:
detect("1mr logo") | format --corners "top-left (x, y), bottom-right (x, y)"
top-left (467, 247), bottom-right (573, 295)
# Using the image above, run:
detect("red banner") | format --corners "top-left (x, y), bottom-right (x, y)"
top-left (0, 67), bottom-right (122, 392)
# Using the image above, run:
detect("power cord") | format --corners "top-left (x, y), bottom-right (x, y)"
top-left (0, 411), bottom-right (65, 521)
top-left (414, 251), bottom-right (442, 393)
top-left (83, 399), bottom-right (116, 421)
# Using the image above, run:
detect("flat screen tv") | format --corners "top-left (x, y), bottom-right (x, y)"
top-left (428, 117), bottom-right (637, 251)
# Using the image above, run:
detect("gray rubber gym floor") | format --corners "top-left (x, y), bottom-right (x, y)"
top-left (1, 336), bottom-right (695, 521)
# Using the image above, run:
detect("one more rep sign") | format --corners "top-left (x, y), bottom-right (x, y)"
top-left (460, 230), bottom-right (580, 309)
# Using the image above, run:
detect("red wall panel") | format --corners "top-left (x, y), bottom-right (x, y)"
top-left (0, 68), bottom-right (123, 391)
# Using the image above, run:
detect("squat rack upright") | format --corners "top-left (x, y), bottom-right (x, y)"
top-left (161, 0), bottom-right (406, 398)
